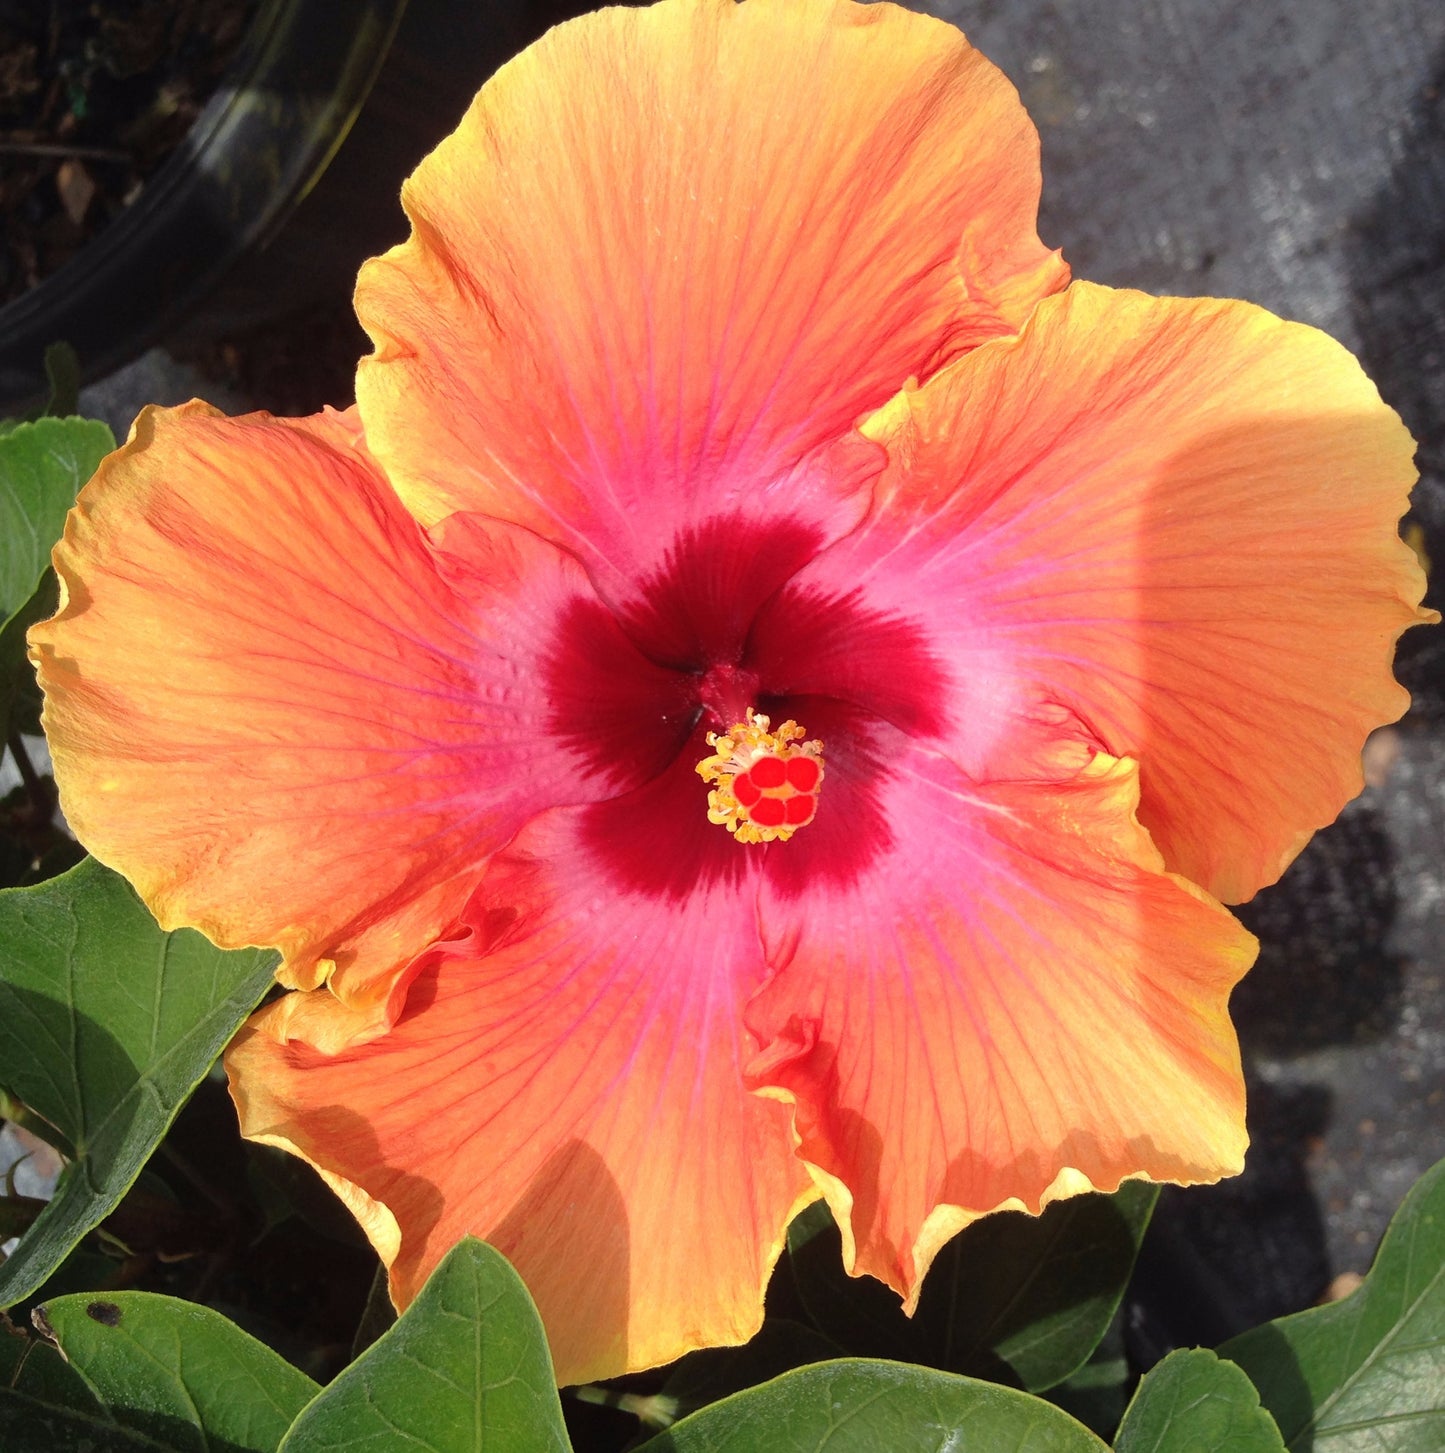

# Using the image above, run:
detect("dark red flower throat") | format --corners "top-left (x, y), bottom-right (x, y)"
top-left (546, 516), bottom-right (945, 901)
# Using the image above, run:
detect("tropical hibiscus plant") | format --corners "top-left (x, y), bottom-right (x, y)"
top-left (0, 1), bottom-right (1439, 1449)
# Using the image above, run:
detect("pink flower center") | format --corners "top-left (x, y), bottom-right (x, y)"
top-left (696, 710), bottom-right (826, 843)
top-left (544, 515), bottom-right (945, 900)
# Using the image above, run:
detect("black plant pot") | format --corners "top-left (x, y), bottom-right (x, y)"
top-left (0, 0), bottom-right (408, 413)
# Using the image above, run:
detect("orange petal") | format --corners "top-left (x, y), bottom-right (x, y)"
top-left (745, 737), bottom-right (1255, 1305)
top-left (29, 404), bottom-right (617, 1039)
top-left (355, 0), bottom-right (1066, 572)
top-left (227, 808), bottom-right (815, 1385)
top-left (822, 281), bottom-right (1432, 903)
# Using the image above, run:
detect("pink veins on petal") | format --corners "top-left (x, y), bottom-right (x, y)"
top-left (25, 0), bottom-right (1433, 1391)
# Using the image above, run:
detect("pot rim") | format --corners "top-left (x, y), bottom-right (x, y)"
top-left (0, 0), bottom-right (409, 413)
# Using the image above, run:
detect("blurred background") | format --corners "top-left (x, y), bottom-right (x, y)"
top-left (2, 0), bottom-right (1442, 1395)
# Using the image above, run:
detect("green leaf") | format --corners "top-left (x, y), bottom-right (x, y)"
top-left (0, 570), bottom-right (57, 740)
top-left (0, 1318), bottom-right (129, 1452)
top-left (659, 1319), bottom-right (846, 1424)
top-left (279, 1237), bottom-right (569, 1452)
top-left (1044, 1312), bottom-right (1130, 1440)
top-left (2, 1241), bottom-right (114, 1326)
top-left (785, 1202), bottom-right (920, 1363)
top-left (0, 857), bottom-right (278, 1307)
top-left (1114, 1349), bottom-right (1285, 1452)
top-left (0, 1293), bottom-right (320, 1453)
top-left (350, 1262), bottom-right (397, 1360)
top-left (0, 415), bottom-right (113, 619)
top-left (635, 1360), bottom-right (1109, 1452)
top-left (788, 1183), bottom-right (1158, 1391)
top-left (0, 416), bottom-right (112, 739)
top-left (1222, 1154), bottom-right (1445, 1451)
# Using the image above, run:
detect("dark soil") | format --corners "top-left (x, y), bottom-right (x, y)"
top-left (0, 0), bottom-right (259, 306)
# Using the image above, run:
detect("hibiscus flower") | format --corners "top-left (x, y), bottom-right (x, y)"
top-left (29, 0), bottom-right (1431, 1385)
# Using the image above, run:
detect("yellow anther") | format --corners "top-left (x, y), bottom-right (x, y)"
top-left (695, 709), bottom-right (824, 844)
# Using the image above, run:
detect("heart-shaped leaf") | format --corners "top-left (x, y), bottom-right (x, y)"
top-left (0, 1321), bottom-right (122, 1450)
top-left (658, 1319), bottom-right (846, 1425)
top-left (0, 1293), bottom-right (318, 1452)
top-left (635, 1360), bottom-right (1109, 1452)
top-left (1222, 1155), bottom-right (1445, 1451)
top-left (788, 1183), bottom-right (1157, 1390)
top-left (0, 857), bottom-right (278, 1306)
top-left (1044, 1312), bottom-right (1130, 1438)
top-left (1115, 1349), bottom-right (1285, 1452)
top-left (0, 571), bottom-right (57, 741)
top-left (279, 1237), bottom-right (569, 1452)
top-left (0, 416), bottom-right (112, 620)
top-left (0, 416), bottom-right (112, 738)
